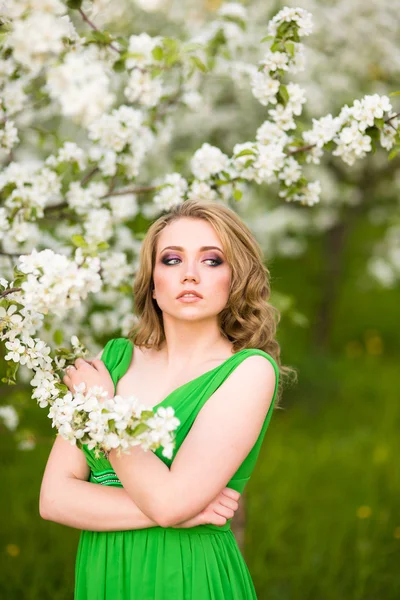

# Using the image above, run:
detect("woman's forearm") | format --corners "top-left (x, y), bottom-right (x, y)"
top-left (40, 476), bottom-right (161, 531)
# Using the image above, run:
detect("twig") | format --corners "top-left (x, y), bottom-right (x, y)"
top-left (385, 111), bottom-right (400, 124)
top-left (287, 143), bottom-right (316, 155)
top-left (102, 185), bottom-right (157, 198)
top-left (0, 287), bottom-right (22, 298)
top-left (81, 166), bottom-right (99, 186)
top-left (78, 8), bottom-right (120, 54)
top-left (0, 251), bottom-right (22, 258)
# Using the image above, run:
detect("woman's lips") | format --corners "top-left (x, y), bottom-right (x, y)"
top-left (177, 295), bottom-right (202, 303)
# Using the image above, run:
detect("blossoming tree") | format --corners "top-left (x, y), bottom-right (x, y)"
top-left (0, 0), bottom-right (399, 451)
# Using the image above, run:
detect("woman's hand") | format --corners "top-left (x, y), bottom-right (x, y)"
top-left (172, 487), bottom-right (241, 529)
top-left (62, 358), bottom-right (115, 400)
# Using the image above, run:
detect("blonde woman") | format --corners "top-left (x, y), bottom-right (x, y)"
top-left (40, 199), bottom-right (293, 599)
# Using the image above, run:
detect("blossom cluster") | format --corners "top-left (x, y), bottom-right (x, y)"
top-left (48, 382), bottom-right (180, 459)
top-left (303, 94), bottom-right (398, 166)
top-left (7, 248), bottom-right (102, 319)
top-left (87, 104), bottom-right (155, 178)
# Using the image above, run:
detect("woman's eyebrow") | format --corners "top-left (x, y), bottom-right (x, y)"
top-left (160, 245), bottom-right (224, 253)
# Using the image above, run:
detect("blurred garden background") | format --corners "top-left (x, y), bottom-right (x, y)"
top-left (1, 0), bottom-right (400, 598)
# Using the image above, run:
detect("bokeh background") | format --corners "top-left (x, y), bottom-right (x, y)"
top-left (1, 0), bottom-right (400, 598)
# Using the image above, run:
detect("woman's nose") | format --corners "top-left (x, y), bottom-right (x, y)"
top-left (181, 262), bottom-right (199, 282)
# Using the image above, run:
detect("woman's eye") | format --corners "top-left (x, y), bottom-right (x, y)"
top-left (204, 258), bottom-right (223, 266)
top-left (161, 257), bottom-right (222, 266)
top-left (162, 257), bottom-right (180, 265)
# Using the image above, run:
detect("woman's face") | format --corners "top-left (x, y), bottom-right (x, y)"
top-left (152, 217), bottom-right (232, 322)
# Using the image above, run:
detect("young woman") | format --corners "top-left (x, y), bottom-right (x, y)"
top-left (40, 199), bottom-right (291, 599)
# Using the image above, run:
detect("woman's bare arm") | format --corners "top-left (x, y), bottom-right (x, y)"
top-left (39, 434), bottom-right (162, 531)
top-left (40, 435), bottom-right (240, 530)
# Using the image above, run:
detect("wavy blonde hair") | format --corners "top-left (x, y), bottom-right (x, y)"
top-left (128, 199), bottom-right (296, 405)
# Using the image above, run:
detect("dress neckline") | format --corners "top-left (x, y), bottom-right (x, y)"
top-left (119, 339), bottom-right (250, 412)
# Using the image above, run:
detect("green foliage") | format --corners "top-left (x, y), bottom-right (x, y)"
top-left (66, 0), bottom-right (82, 9)
top-left (247, 356), bottom-right (400, 600)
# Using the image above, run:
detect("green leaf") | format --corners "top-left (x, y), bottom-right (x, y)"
top-left (86, 30), bottom-right (114, 46)
top-left (183, 42), bottom-right (204, 53)
top-left (389, 91), bottom-right (400, 96)
top-left (141, 410), bottom-right (154, 419)
top-left (278, 84), bottom-right (289, 106)
top-left (270, 41), bottom-right (282, 53)
top-left (235, 149), bottom-right (256, 158)
top-left (260, 35), bottom-right (275, 43)
top-left (292, 29), bottom-right (300, 43)
top-left (388, 147), bottom-right (400, 160)
top-left (53, 329), bottom-right (63, 345)
top-left (366, 126), bottom-right (380, 141)
top-left (66, 0), bottom-right (83, 8)
top-left (163, 37), bottom-right (179, 51)
top-left (113, 59), bottom-right (126, 73)
top-left (152, 46), bottom-right (164, 61)
top-left (150, 67), bottom-right (163, 78)
top-left (284, 41), bottom-right (295, 57)
top-left (190, 56), bottom-right (208, 73)
top-left (277, 21), bottom-right (291, 38)
top-left (96, 242), bottom-right (109, 251)
top-left (71, 234), bottom-right (88, 248)
top-left (374, 118), bottom-right (385, 129)
top-left (233, 188), bottom-right (243, 201)
top-left (324, 140), bottom-right (335, 152)
top-left (131, 422), bottom-right (150, 436)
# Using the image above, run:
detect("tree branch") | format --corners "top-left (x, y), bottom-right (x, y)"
top-left (0, 287), bottom-right (22, 299)
top-left (78, 9), bottom-right (120, 54)
top-left (102, 185), bottom-right (157, 198)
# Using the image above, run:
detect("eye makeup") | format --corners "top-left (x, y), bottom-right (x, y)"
top-left (161, 254), bottom-right (223, 266)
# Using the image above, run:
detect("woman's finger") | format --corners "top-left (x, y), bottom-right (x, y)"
top-left (218, 496), bottom-right (238, 510)
top-left (89, 358), bottom-right (108, 373)
top-left (221, 487), bottom-right (240, 501)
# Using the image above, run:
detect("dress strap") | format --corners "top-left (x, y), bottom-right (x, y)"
top-left (199, 348), bottom-right (279, 415)
top-left (100, 337), bottom-right (133, 391)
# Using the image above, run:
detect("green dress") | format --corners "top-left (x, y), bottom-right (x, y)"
top-left (75, 337), bottom-right (279, 600)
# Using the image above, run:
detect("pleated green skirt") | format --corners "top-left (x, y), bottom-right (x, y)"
top-left (75, 526), bottom-right (257, 599)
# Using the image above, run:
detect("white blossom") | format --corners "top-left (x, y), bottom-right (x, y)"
top-left (124, 70), bottom-right (163, 107)
top-left (15, 249), bottom-right (102, 317)
top-left (153, 173), bottom-right (188, 211)
top-left (251, 72), bottom-right (280, 106)
top-left (66, 181), bottom-right (107, 216)
top-left (191, 143), bottom-right (230, 180)
top-left (126, 33), bottom-right (162, 69)
top-left (0, 405), bottom-right (19, 431)
top-left (279, 157), bottom-right (302, 186)
top-left (267, 7), bottom-right (313, 38)
top-left (6, 12), bottom-right (74, 72)
top-left (188, 181), bottom-right (218, 202)
top-left (253, 142), bottom-right (286, 184)
top-left (0, 120), bottom-right (19, 150)
top-left (101, 252), bottom-right (134, 287)
top-left (46, 48), bottom-right (115, 126)
top-left (217, 2), bottom-right (247, 21)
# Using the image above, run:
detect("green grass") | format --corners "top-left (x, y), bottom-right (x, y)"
top-left (1, 356), bottom-right (399, 599)
top-left (246, 355), bottom-right (400, 600)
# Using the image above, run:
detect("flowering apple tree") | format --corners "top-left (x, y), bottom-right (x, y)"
top-left (0, 0), bottom-right (399, 448)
